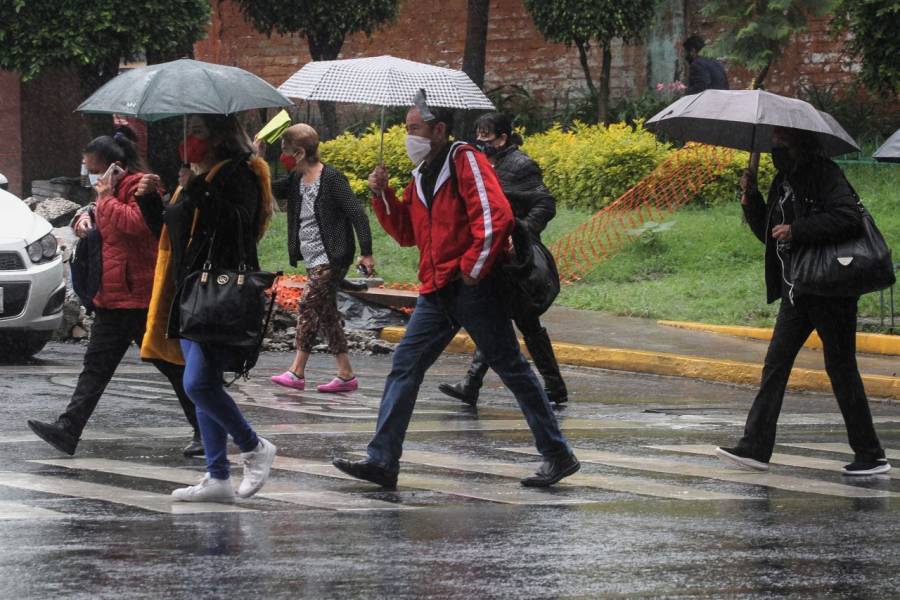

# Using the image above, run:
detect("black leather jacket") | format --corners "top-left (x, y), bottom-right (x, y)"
top-left (490, 145), bottom-right (556, 237)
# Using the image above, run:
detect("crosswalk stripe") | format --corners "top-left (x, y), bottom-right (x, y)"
top-left (502, 448), bottom-right (899, 499)
top-left (0, 472), bottom-right (252, 514)
top-left (647, 444), bottom-right (900, 480)
top-left (0, 418), bottom-right (636, 446)
top-left (396, 450), bottom-right (750, 501)
top-left (0, 500), bottom-right (66, 520)
top-left (31, 459), bottom-right (409, 512)
top-left (781, 443), bottom-right (900, 461)
top-left (266, 456), bottom-right (599, 505)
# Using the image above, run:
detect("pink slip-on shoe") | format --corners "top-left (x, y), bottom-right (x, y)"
top-left (317, 377), bottom-right (359, 393)
top-left (271, 371), bottom-right (305, 390)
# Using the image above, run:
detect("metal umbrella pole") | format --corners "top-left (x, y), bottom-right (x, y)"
top-left (379, 105), bottom-right (390, 215)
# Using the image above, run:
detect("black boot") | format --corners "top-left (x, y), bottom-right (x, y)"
top-left (524, 327), bottom-right (568, 405)
top-left (27, 419), bottom-right (79, 455)
top-left (438, 350), bottom-right (489, 406)
top-left (182, 431), bottom-right (204, 458)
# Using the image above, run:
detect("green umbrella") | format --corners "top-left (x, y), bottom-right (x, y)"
top-left (76, 58), bottom-right (291, 121)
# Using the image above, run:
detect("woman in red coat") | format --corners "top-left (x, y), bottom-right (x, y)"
top-left (27, 130), bottom-right (201, 456)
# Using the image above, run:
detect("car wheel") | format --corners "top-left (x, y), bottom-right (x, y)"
top-left (0, 331), bottom-right (51, 360)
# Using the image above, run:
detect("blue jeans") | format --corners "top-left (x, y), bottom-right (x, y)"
top-left (181, 339), bottom-right (259, 479)
top-left (367, 278), bottom-right (572, 473)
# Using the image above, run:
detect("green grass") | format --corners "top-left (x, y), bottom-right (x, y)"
top-left (258, 162), bottom-right (900, 327)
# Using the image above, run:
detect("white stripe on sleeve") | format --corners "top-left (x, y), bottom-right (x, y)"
top-left (464, 151), bottom-right (493, 279)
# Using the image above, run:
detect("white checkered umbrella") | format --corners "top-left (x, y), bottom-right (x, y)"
top-left (277, 55), bottom-right (495, 110)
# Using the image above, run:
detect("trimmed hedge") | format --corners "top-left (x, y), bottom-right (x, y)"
top-left (318, 121), bottom-right (774, 210)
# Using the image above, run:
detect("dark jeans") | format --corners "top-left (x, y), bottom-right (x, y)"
top-left (59, 308), bottom-right (198, 437)
top-left (737, 295), bottom-right (884, 462)
top-left (181, 339), bottom-right (259, 479)
top-left (367, 277), bottom-right (572, 473)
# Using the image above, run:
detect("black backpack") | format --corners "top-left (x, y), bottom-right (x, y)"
top-left (70, 207), bottom-right (102, 314)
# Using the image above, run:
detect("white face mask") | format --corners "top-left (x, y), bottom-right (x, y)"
top-left (88, 173), bottom-right (100, 186)
top-left (405, 135), bottom-right (432, 164)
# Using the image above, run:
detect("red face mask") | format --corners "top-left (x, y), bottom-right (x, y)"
top-left (178, 135), bottom-right (209, 164)
top-left (279, 152), bottom-right (297, 172)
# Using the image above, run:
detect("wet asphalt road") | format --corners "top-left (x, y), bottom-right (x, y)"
top-left (1, 342), bottom-right (899, 599)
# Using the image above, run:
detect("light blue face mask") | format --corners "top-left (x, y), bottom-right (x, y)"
top-left (88, 173), bottom-right (100, 186)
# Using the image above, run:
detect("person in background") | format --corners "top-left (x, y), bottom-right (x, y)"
top-left (332, 95), bottom-right (579, 490)
top-left (683, 35), bottom-right (729, 95)
top-left (438, 113), bottom-right (567, 407)
top-left (26, 128), bottom-right (202, 457)
top-left (716, 126), bottom-right (891, 476)
top-left (143, 114), bottom-right (276, 503)
top-left (268, 124), bottom-right (374, 393)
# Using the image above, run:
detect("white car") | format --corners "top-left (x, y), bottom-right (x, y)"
top-left (0, 185), bottom-right (66, 357)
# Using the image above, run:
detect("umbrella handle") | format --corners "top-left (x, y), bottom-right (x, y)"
top-left (748, 152), bottom-right (760, 174)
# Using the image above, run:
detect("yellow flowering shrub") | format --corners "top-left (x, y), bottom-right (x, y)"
top-left (320, 124), bottom-right (415, 200)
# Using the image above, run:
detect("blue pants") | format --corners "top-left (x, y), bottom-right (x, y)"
top-left (367, 278), bottom-right (572, 473)
top-left (181, 339), bottom-right (259, 479)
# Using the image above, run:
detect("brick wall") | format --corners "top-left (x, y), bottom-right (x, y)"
top-left (19, 67), bottom-right (91, 198)
top-left (194, 0), bottom-right (868, 119)
top-left (0, 71), bottom-right (23, 196)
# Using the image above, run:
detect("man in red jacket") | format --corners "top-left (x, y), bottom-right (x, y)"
top-left (333, 98), bottom-right (579, 489)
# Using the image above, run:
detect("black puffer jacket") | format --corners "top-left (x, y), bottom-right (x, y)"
top-left (490, 145), bottom-right (556, 237)
top-left (743, 157), bottom-right (863, 303)
top-left (273, 164), bottom-right (372, 269)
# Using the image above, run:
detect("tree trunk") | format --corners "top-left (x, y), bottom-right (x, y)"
top-left (308, 34), bottom-right (345, 139)
top-left (575, 38), bottom-right (598, 102)
top-left (457, 0), bottom-right (491, 139)
top-left (597, 40), bottom-right (612, 125)
top-left (751, 58), bottom-right (772, 90)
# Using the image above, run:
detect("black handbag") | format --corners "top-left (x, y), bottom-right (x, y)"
top-left (178, 213), bottom-right (278, 350)
top-left (791, 182), bottom-right (895, 297)
top-left (501, 222), bottom-right (561, 318)
top-left (70, 207), bottom-right (102, 314)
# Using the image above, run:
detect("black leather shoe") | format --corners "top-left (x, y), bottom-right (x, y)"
top-left (27, 419), bottom-right (78, 456)
top-left (546, 388), bottom-right (568, 405)
top-left (521, 453), bottom-right (580, 487)
top-left (332, 457), bottom-right (398, 489)
top-left (437, 382), bottom-right (479, 407)
top-left (182, 433), bottom-right (205, 458)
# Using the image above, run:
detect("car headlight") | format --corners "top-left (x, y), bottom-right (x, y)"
top-left (26, 233), bottom-right (58, 264)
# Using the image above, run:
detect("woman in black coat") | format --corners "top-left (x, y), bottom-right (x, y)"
top-left (716, 126), bottom-right (890, 476)
top-left (268, 124), bottom-right (374, 394)
top-left (163, 114), bottom-right (278, 503)
top-left (438, 113), bottom-right (568, 407)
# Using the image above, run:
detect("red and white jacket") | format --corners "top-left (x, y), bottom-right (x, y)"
top-left (372, 142), bottom-right (514, 294)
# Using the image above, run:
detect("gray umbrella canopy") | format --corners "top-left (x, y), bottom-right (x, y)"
top-left (76, 59), bottom-right (292, 121)
top-left (646, 89), bottom-right (859, 156)
top-left (873, 129), bottom-right (900, 163)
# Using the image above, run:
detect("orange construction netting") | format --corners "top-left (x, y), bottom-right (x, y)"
top-left (548, 143), bottom-right (737, 283)
top-left (271, 143), bottom-right (736, 311)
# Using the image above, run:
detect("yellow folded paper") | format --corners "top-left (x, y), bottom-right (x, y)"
top-left (255, 109), bottom-right (292, 143)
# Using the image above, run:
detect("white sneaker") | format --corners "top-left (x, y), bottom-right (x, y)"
top-left (171, 474), bottom-right (235, 503)
top-left (237, 437), bottom-right (277, 499)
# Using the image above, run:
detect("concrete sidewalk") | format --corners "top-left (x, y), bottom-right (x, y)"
top-left (379, 305), bottom-right (900, 400)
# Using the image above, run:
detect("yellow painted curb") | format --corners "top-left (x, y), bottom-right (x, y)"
top-left (658, 320), bottom-right (900, 357)
top-left (379, 326), bottom-right (900, 400)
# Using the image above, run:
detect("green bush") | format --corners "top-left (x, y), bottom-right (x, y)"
top-left (522, 121), bottom-right (673, 210)
top-left (319, 124), bottom-right (415, 199)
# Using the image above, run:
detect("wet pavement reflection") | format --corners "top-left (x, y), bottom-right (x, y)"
top-left (0, 343), bottom-right (898, 598)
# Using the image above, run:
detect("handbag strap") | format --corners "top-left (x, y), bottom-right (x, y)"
top-left (224, 272), bottom-right (282, 387)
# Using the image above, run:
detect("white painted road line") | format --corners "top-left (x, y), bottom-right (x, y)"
top-left (32, 459), bottom-right (410, 512)
top-left (781, 443), bottom-right (900, 461)
top-left (267, 456), bottom-right (600, 505)
top-left (0, 500), bottom-right (67, 520)
top-left (398, 450), bottom-right (751, 501)
top-left (0, 472), bottom-right (253, 514)
top-left (504, 448), bottom-right (898, 499)
top-left (649, 444), bottom-right (900, 480)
